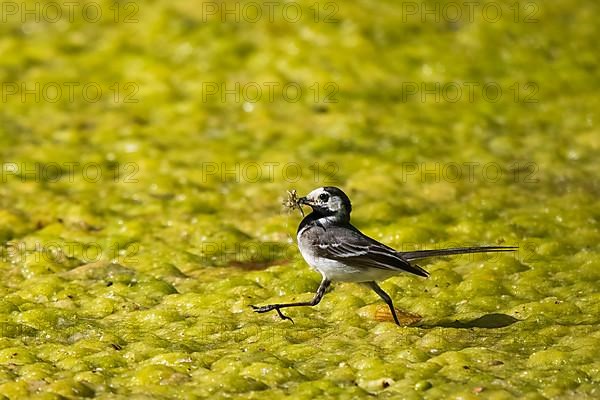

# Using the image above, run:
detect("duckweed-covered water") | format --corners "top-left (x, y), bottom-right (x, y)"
top-left (1, 0), bottom-right (599, 398)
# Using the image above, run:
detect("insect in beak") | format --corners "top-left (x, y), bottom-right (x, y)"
top-left (283, 190), bottom-right (306, 217)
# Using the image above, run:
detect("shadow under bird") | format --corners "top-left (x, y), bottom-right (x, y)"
top-left (251, 186), bottom-right (517, 325)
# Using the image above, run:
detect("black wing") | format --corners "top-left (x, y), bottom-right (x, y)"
top-left (311, 224), bottom-right (429, 278)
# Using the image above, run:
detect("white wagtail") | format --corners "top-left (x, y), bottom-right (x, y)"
top-left (252, 186), bottom-right (517, 325)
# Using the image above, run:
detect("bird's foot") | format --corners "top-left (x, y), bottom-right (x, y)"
top-left (250, 305), bottom-right (294, 323)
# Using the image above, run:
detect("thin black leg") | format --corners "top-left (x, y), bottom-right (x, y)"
top-left (366, 281), bottom-right (400, 326)
top-left (251, 278), bottom-right (331, 323)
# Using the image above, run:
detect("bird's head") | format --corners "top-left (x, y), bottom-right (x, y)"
top-left (298, 186), bottom-right (352, 222)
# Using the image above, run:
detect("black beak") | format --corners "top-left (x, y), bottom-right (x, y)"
top-left (298, 196), bottom-right (310, 206)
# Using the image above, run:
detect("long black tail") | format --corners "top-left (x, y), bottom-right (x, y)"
top-left (401, 246), bottom-right (517, 262)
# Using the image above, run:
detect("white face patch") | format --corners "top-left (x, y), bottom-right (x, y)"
top-left (306, 187), bottom-right (325, 202)
top-left (307, 187), bottom-right (343, 212)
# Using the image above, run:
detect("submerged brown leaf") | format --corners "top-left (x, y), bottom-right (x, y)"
top-left (377, 306), bottom-right (422, 325)
top-left (359, 304), bottom-right (422, 326)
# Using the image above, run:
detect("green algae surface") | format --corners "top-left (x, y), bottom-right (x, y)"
top-left (1, 0), bottom-right (599, 398)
